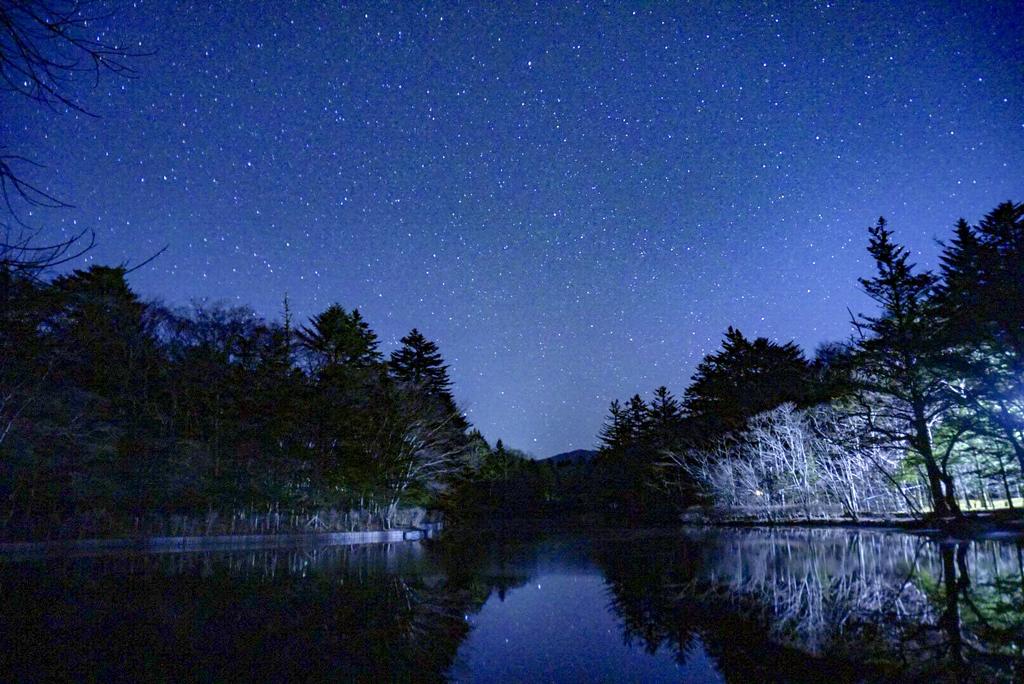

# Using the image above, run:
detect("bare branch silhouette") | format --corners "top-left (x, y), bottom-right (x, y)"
top-left (0, 0), bottom-right (149, 274)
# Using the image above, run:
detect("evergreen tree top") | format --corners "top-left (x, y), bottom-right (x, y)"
top-left (684, 327), bottom-right (812, 436)
top-left (389, 327), bottom-right (453, 396)
top-left (296, 303), bottom-right (382, 369)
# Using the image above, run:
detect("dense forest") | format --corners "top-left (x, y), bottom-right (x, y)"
top-left (449, 200), bottom-right (1024, 527)
top-left (0, 250), bottom-right (635, 538)
top-left (0, 256), bottom-right (610, 538)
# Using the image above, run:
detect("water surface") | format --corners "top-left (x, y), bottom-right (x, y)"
top-left (2, 527), bottom-right (1022, 682)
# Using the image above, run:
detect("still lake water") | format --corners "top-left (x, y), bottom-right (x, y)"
top-left (2, 527), bottom-right (1023, 682)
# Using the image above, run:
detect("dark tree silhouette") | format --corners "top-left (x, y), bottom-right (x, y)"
top-left (389, 328), bottom-right (453, 397)
top-left (683, 327), bottom-right (813, 438)
top-left (388, 328), bottom-right (467, 433)
top-left (598, 399), bottom-right (629, 452)
top-left (645, 386), bottom-right (682, 450)
top-left (851, 218), bottom-right (958, 516)
top-left (624, 394), bottom-right (648, 442)
top-left (0, 266), bottom-right (478, 537)
top-left (938, 201), bottom-right (1024, 472)
top-left (296, 305), bottom-right (383, 370)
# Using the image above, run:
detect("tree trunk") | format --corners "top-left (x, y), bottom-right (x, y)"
top-left (913, 407), bottom-right (958, 517)
top-left (998, 459), bottom-right (1014, 509)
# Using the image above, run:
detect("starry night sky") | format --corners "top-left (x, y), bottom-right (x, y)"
top-left (4, 1), bottom-right (1023, 455)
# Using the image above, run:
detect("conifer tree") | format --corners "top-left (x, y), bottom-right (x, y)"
top-left (625, 394), bottom-right (649, 443)
top-left (389, 328), bottom-right (453, 397)
top-left (389, 328), bottom-right (468, 432)
top-left (646, 386), bottom-right (682, 449)
top-left (598, 399), bottom-right (630, 452)
top-left (852, 218), bottom-right (958, 516)
top-left (296, 304), bottom-right (382, 370)
top-left (281, 293), bottom-right (294, 365)
top-left (684, 327), bottom-right (811, 438)
top-left (938, 201), bottom-right (1024, 471)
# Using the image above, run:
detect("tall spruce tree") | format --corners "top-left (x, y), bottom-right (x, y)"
top-left (598, 399), bottom-right (630, 452)
top-left (625, 394), bottom-right (649, 443)
top-left (645, 386), bottom-right (682, 450)
top-left (853, 218), bottom-right (958, 516)
top-left (389, 328), bottom-right (453, 397)
top-left (389, 328), bottom-right (468, 432)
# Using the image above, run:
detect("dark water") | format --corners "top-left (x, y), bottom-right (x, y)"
top-left (2, 527), bottom-right (1023, 682)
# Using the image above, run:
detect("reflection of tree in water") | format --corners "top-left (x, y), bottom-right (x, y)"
top-left (0, 541), bottom-right (527, 683)
top-left (4, 531), bottom-right (1020, 681)
top-left (596, 528), bottom-right (1024, 682)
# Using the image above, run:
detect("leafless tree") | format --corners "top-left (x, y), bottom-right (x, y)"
top-left (361, 389), bottom-right (470, 527)
top-left (1, 0), bottom-right (145, 273)
top-left (663, 404), bottom-right (923, 521)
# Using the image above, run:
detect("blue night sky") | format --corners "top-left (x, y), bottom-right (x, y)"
top-left (4, 1), bottom-right (1023, 455)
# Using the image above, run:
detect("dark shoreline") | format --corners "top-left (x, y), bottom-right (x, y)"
top-left (0, 524), bottom-right (443, 559)
top-left (5, 512), bottom-right (1024, 558)
top-left (680, 509), bottom-right (1024, 540)
top-left (451, 512), bottom-right (1024, 543)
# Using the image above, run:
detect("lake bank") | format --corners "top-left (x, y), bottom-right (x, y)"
top-left (680, 507), bottom-right (1024, 540)
top-left (0, 522), bottom-right (443, 558)
top-left (7, 507), bottom-right (1024, 559)
top-left (0, 505), bottom-right (443, 546)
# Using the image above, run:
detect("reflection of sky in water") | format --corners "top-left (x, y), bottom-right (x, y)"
top-left (452, 572), bottom-right (723, 683)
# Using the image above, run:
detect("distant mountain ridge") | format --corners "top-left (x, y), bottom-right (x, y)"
top-left (542, 449), bottom-right (598, 464)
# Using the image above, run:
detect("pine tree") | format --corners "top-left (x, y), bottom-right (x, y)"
top-left (853, 217), bottom-right (958, 516)
top-left (348, 309), bottom-right (382, 363)
top-left (490, 438), bottom-right (517, 482)
top-left (50, 265), bottom-right (151, 403)
top-left (388, 328), bottom-right (468, 432)
top-left (598, 399), bottom-right (630, 451)
top-left (625, 394), bottom-right (649, 443)
top-left (646, 386), bottom-right (682, 449)
top-left (389, 328), bottom-right (453, 396)
top-left (282, 293), bottom-right (294, 365)
top-left (48, 265), bottom-right (164, 506)
top-left (260, 293), bottom-right (294, 373)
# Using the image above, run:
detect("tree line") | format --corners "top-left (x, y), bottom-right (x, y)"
top-left (597, 201), bottom-right (1023, 522)
top-left (3, 202), bottom-right (1018, 535)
